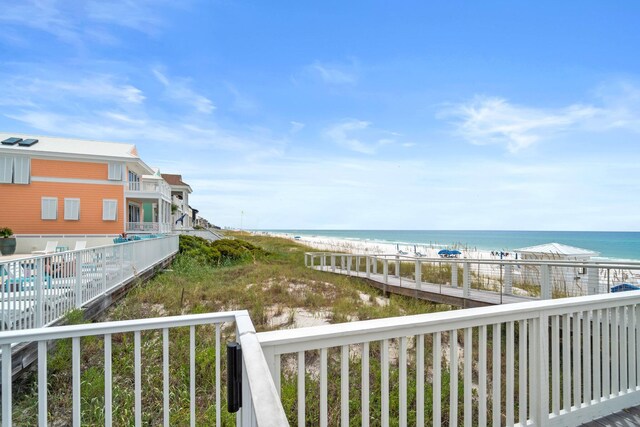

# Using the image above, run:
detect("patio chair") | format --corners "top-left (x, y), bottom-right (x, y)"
top-left (32, 241), bottom-right (59, 255)
top-left (1, 263), bottom-right (52, 292)
top-left (74, 241), bottom-right (87, 251)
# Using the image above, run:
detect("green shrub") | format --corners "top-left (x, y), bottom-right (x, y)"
top-left (178, 235), bottom-right (268, 266)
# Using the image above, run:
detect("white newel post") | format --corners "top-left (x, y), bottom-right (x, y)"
top-left (347, 256), bottom-right (351, 275)
top-left (356, 256), bottom-right (360, 275)
top-left (463, 262), bottom-right (470, 297)
top-left (587, 267), bottom-right (600, 295)
top-left (320, 254), bottom-right (325, 270)
top-left (415, 260), bottom-right (422, 290)
top-left (504, 264), bottom-right (513, 294)
top-left (366, 256), bottom-right (371, 278)
top-left (395, 256), bottom-right (400, 278)
top-left (310, 255), bottom-right (315, 269)
top-left (304, 254), bottom-right (308, 267)
top-left (541, 264), bottom-right (552, 300)
top-left (373, 257), bottom-right (377, 274)
top-left (331, 255), bottom-right (336, 272)
top-left (341, 255), bottom-right (346, 271)
top-left (383, 259), bottom-right (389, 284)
top-left (75, 252), bottom-right (83, 301)
top-left (451, 263), bottom-right (458, 288)
top-left (532, 313), bottom-right (550, 425)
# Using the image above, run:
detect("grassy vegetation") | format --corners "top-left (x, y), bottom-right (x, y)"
top-left (12, 232), bottom-right (460, 425)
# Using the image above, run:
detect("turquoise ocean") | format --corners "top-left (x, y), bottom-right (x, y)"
top-left (261, 230), bottom-right (640, 261)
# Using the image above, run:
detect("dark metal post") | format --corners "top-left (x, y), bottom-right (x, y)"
top-left (227, 342), bottom-right (242, 413)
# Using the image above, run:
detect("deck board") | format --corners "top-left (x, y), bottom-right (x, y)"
top-left (580, 406), bottom-right (640, 427)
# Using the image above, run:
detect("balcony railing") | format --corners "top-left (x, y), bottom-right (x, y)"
top-left (126, 221), bottom-right (172, 234)
top-left (126, 179), bottom-right (171, 199)
top-left (0, 236), bottom-right (178, 332)
top-left (2, 291), bottom-right (639, 426)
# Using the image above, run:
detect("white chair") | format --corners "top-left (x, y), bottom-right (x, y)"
top-left (74, 241), bottom-right (87, 251)
top-left (32, 241), bottom-right (58, 255)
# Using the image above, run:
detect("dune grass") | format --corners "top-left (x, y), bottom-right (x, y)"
top-left (11, 232), bottom-right (457, 425)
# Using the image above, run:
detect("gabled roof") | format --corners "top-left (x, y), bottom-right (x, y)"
top-left (515, 242), bottom-right (598, 257)
top-left (0, 132), bottom-right (140, 160)
top-left (162, 173), bottom-right (192, 192)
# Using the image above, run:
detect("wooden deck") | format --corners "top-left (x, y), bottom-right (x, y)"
top-left (312, 266), bottom-right (533, 307)
top-left (580, 406), bottom-right (640, 426)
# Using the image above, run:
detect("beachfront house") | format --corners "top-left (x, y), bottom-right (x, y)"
top-left (161, 173), bottom-right (194, 230)
top-left (515, 242), bottom-right (599, 296)
top-left (0, 133), bottom-right (186, 252)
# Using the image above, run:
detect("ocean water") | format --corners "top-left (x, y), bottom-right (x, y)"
top-left (262, 230), bottom-right (640, 261)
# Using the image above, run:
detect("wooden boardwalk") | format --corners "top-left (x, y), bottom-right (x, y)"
top-left (581, 406), bottom-right (640, 426)
top-left (312, 266), bottom-right (532, 307)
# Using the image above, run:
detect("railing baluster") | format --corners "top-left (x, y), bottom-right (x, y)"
top-left (38, 340), bottom-right (47, 427)
top-left (551, 315), bottom-right (560, 414)
top-left (163, 328), bottom-right (170, 427)
top-left (463, 328), bottom-right (472, 427)
top-left (519, 320), bottom-right (527, 424)
top-left (573, 313), bottom-right (581, 407)
top-left (492, 323), bottom-right (501, 427)
top-left (341, 345), bottom-right (349, 426)
top-left (629, 305), bottom-right (636, 391)
top-left (399, 337), bottom-right (407, 427)
top-left (135, 330), bottom-right (142, 427)
top-left (478, 325), bottom-right (486, 427)
top-left (612, 307), bottom-right (619, 396)
top-left (593, 310), bottom-right (601, 403)
top-left (215, 323), bottom-right (221, 427)
top-left (620, 306), bottom-right (628, 393)
top-left (450, 329), bottom-right (458, 427)
top-left (416, 334), bottom-right (425, 427)
top-left (362, 342), bottom-right (370, 427)
top-left (72, 337), bottom-right (81, 427)
top-left (433, 332), bottom-right (441, 426)
top-left (189, 325), bottom-right (195, 427)
top-left (583, 310), bottom-right (592, 405)
top-left (105, 334), bottom-right (112, 427)
top-left (297, 351), bottom-right (305, 427)
top-left (506, 322), bottom-right (514, 426)
top-left (382, 339), bottom-right (390, 427)
top-left (320, 347), bottom-right (328, 427)
top-left (2, 343), bottom-right (12, 427)
top-left (603, 308), bottom-right (611, 399)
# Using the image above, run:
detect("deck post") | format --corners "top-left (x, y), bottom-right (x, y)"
top-left (35, 258), bottom-right (44, 328)
top-left (451, 262), bottom-right (458, 288)
top-left (310, 255), bottom-right (315, 269)
top-left (415, 260), bottom-right (422, 290)
top-left (504, 264), bottom-right (513, 294)
top-left (331, 255), bottom-right (336, 272)
top-left (356, 256), bottom-right (360, 276)
top-left (532, 313), bottom-right (550, 425)
top-left (320, 254), bottom-right (325, 270)
top-left (383, 259), bottom-right (389, 284)
top-left (395, 256), bottom-right (400, 278)
top-left (541, 265), bottom-right (552, 299)
top-left (373, 257), bottom-right (377, 274)
top-left (304, 254), bottom-right (308, 267)
top-left (463, 262), bottom-right (470, 297)
top-left (366, 256), bottom-right (371, 279)
top-left (341, 255), bottom-right (345, 271)
top-left (347, 256), bottom-right (351, 275)
top-left (587, 267), bottom-right (599, 295)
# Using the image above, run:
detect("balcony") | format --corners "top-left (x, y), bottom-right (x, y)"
top-left (125, 178), bottom-right (171, 201)
top-left (126, 221), bottom-right (172, 234)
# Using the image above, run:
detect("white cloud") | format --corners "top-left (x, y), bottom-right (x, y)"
top-left (306, 61), bottom-right (358, 85)
top-left (326, 120), bottom-right (376, 154)
top-left (152, 68), bottom-right (215, 114)
top-left (443, 82), bottom-right (640, 152)
top-left (289, 121), bottom-right (305, 134)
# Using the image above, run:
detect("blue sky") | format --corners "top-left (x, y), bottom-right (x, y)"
top-left (1, 1), bottom-right (639, 231)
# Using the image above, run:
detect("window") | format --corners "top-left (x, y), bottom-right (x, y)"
top-left (64, 198), bottom-right (80, 220)
top-left (41, 197), bottom-right (58, 220)
top-left (0, 155), bottom-right (30, 184)
top-left (108, 163), bottom-right (123, 181)
top-left (103, 199), bottom-right (118, 221)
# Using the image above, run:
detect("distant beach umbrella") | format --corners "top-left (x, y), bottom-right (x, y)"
top-left (438, 249), bottom-right (451, 255)
top-left (449, 250), bottom-right (462, 255)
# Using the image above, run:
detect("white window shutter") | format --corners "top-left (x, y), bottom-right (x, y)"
top-left (108, 163), bottom-right (123, 181)
top-left (0, 156), bottom-right (12, 183)
top-left (42, 197), bottom-right (57, 220)
top-left (64, 198), bottom-right (80, 220)
top-left (13, 157), bottom-right (30, 184)
top-left (103, 199), bottom-right (117, 220)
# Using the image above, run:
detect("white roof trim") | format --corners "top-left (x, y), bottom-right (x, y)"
top-left (515, 242), bottom-right (598, 256)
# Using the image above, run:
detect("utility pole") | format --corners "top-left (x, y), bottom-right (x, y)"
top-left (240, 210), bottom-right (244, 230)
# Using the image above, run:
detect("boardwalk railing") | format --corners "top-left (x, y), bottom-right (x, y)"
top-left (305, 252), bottom-right (640, 300)
top-left (0, 311), bottom-right (288, 427)
top-left (0, 235), bottom-right (178, 331)
top-left (258, 290), bottom-right (640, 426)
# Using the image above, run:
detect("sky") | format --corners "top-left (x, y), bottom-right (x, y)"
top-left (0, 1), bottom-right (639, 231)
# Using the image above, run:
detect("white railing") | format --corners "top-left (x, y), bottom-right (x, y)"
top-left (258, 290), bottom-right (640, 426)
top-left (126, 222), bottom-right (172, 234)
top-left (305, 252), bottom-right (640, 300)
top-left (126, 179), bottom-right (172, 199)
top-left (0, 311), bottom-right (288, 427)
top-left (0, 236), bottom-right (178, 332)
